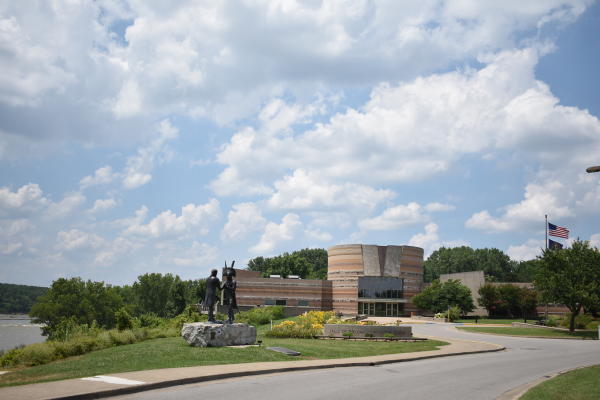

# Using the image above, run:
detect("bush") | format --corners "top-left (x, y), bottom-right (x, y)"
top-left (342, 331), bottom-right (353, 338)
top-left (115, 307), bottom-right (134, 331)
top-left (559, 314), bottom-right (593, 330)
top-left (446, 306), bottom-right (461, 322)
top-left (237, 306), bottom-right (285, 326)
top-left (383, 333), bottom-right (394, 339)
top-left (265, 311), bottom-right (334, 338)
top-left (138, 312), bottom-right (163, 328)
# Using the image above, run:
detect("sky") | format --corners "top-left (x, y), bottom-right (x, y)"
top-left (1, 0), bottom-right (600, 287)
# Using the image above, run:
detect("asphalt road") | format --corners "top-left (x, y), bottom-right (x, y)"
top-left (110, 324), bottom-right (600, 400)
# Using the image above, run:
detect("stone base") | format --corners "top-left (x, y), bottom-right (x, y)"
top-left (181, 322), bottom-right (256, 347)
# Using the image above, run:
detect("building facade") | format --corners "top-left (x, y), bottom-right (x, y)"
top-left (235, 269), bottom-right (333, 313)
top-left (234, 243), bottom-right (424, 317)
top-left (328, 244), bottom-right (424, 316)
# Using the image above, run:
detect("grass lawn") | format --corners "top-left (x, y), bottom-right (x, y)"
top-left (456, 327), bottom-right (597, 339)
top-left (0, 334), bottom-right (447, 387)
top-left (455, 319), bottom-right (527, 324)
top-left (521, 365), bottom-right (600, 400)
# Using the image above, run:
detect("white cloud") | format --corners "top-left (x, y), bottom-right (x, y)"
top-left (506, 239), bottom-right (545, 261)
top-left (124, 199), bottom-right (220, 238)
top-left (122, 119), bottom-right (178, 189)
top-left (171, 241), bottom-right (218, 267)
top-left (359, 201), bottom-right (453, 231)
top-left (466, 181), bottom-right (574, 233)
top-left (221, 202), bottom-right (266, 241)
top-left (268, 169), bottom-right (394, 211)
top-left (250, 213), bottom-right (302, 254)
top-left (0, 183), bottom-right (48, 216)
top-left (305, 229), bottom-right (333, 242)
top-left (409, 223), bottom-right (468, 258)
top-left (89, 198), bottom-right (117, 214)
top-left (80, 166), bottom-right (118, 189)
top-left (589, 234), bottom-right (600, 250)
top-left (45, 192), bottom-right (86, 220)
top-left (94, 236), bottom-right (141, 266)
top-left (55, 229), bottom-right (105, 251)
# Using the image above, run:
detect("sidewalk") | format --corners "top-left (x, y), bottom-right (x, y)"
top-left (0, 335), bottom-right (504, 400)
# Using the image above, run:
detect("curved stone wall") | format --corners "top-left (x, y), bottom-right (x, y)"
top-left (327, 244), bottom-right (424, 316)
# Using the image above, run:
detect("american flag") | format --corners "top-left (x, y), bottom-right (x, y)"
top-left (548, 223), bottom-right (569, 239)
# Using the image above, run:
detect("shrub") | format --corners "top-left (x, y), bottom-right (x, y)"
top-left (364, 333), bottom-right (374, 338)
top-left (342, 331), bottom-right (353, 338)
top-left (383, 333), bottom-right (394, 339)
top-left (237, 306), bottom-right (285, 326)
top-left (265, 311), bottom-right (333, 338)
top-left (559, 314), bottom-right (593, 330)
top-left (115, 307), bottom-right (134, 331)
top-left (446, 306), bottom-right (461, 322)
top-left (138, 312), bottom-right (163, 328)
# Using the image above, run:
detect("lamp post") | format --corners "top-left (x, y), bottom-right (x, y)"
top-left (586, 166), bottom-right (600, 173)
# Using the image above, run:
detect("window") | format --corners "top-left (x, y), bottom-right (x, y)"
top-left (265, 299), bottom-right (275, 305)
top-left (275, 299), bottom-right (287, 306)
top-left (358, 277), bottom-right (403, 299)
top-left (298, 300), bottom-right (309, 307)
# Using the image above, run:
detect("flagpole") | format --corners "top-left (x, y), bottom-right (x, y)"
top-left (545, 214), bottom-right (548, 250)
top-left (544, 214), bottom-right (548, 321)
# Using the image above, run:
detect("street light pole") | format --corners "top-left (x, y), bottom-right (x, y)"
top-left (586, 166), bottom-right (600, 173)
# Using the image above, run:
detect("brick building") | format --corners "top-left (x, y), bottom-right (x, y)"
top-left (234, 243), bottom-right (424, 317)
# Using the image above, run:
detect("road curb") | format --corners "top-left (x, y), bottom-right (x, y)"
top-left (47, 344), bottom-right (506, 400)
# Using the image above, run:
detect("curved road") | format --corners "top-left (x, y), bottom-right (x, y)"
top-left (110, 324), bottom-right (600, 400)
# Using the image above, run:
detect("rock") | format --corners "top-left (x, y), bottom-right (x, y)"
top-left (181, 322), bottom-right (256, 347)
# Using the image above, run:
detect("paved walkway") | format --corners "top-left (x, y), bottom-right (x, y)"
top-left (0, 333), bottom-right (503, 400)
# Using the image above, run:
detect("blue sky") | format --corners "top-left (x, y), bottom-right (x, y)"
top-left (1, 1), bottom-right (600, 287)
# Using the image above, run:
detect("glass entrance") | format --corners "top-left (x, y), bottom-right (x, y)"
top-left (358, 302), bottom-right (404, 316)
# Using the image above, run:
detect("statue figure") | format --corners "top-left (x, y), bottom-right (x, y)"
top-left (204, 269), bottom-right (221, 323)
top-left (222, 261), bottom-right (238, 323)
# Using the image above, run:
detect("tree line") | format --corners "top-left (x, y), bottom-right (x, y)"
top-left (29, 273), bottom-right (205, 336)
top-left (0, 283), bottom-right (48, 314)
top-left (247, 248), bottom-right (328, 279)
top-left (423, 246), bottom-right (538, 282)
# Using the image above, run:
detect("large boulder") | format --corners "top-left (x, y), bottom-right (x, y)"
top-left (181, 322), bottom-right (256, 347)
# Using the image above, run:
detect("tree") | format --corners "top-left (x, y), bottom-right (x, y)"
top-left (133, 273), bottom-right (177, 318)
top-left (291, 248), bottom-right (328, 279)
top-left (412, 279), bottom-right (474, 314)
top-left (423, 246), bottom-right (517, 282)
top-left (0, 283), bottom-right (48, 314)
top-left (478, 283), bottom-right (500, 316)
top-left (30, 277), bottom-right (123, 336)
top-left (247, 248), bottom-right (328, 279)
top-left (535, 240), bottom-right (600, 332)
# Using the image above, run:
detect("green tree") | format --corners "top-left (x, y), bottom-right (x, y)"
top-left (291, 248), bottom-right (328, 279)
top-left (0, 283), bottom-right (48, 314)
top-left (133, 273), bottom-right (177, 318)
top-left (424, 246), bottom-right (517, 282)
top-left (412, 279), bottom-right (474, 314)
top-left (29, 278), bottom-right (123, 336)
top-left (478, 283), bottom-right (500, 316)
top-left (247, 248), bottom-right (328, 279)
top-left (535, 240), bottom-right (600, 332)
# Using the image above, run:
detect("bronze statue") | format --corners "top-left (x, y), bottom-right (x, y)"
top-left (204, 269), bottom-right (221, 323)
top-left (222, 261), bottom-right (238, 323)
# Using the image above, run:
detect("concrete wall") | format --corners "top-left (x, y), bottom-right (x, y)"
top-left (440, 271), bottom-right (487, 316)
top-left (323, 324), bottom-right (412, 338)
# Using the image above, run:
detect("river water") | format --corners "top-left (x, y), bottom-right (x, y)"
top-left (0, 314), bottom-right (46, 351)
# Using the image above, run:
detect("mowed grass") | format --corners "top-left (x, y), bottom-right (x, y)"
top-left (521, 365), bottom-right (600, 400)
top-left (455, 319), bottom-right (526, 324)
top-left (457, 327), bottom-right (597, 339)
top-left (0, 334), bottom-right (447, 387)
